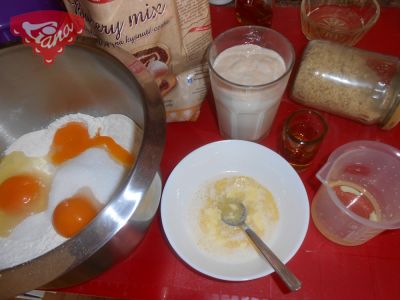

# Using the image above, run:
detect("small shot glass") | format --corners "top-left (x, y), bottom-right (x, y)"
top-left (281, 109), bottom-right (328, 171)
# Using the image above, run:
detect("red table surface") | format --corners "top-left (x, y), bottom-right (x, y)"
top-left (61, 5), bottom-right (400, 300)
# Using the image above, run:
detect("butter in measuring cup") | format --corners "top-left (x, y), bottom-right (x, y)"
top-left (311, 141), bottom-right (400, 246)
top-left (331, 181), bottom-right (380, 222)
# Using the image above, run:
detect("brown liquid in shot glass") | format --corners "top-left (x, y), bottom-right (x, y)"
top-left (281, 110), bottom-right (327, 171)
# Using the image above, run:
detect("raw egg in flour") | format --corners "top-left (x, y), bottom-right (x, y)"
top-left (0, 119), bottom-right (132, 239)
top-left (53, 189), bottom-right (100, 238)
top-left (50, 122), bottom-right (134, 167)
top-left (0, 151), bottom-right (53, 237)
top-left (48, 147), bottom-right (127, 238)
top-left (48, 121), bottom-right (133, 238)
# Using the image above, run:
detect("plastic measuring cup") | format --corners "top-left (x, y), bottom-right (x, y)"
top-left (311, 140), bottom-right (400, 246)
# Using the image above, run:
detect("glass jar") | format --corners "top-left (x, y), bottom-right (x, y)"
top-left (291, 40), bottom-right (400, 129)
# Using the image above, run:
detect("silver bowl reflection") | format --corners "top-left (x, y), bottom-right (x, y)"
top-left (0, 38), bottom-right (165, 298)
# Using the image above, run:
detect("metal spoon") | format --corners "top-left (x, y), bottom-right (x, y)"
top-left (220, 200), bottom-right (302, 292)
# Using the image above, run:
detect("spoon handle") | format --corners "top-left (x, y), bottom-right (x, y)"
top-left (243, 224), bottom-right (302, 292)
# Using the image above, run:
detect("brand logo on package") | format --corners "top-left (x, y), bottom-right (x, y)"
top-left (10, 11), bottom-right (84, 64)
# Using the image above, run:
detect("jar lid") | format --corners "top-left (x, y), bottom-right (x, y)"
top-left (382, 72), bottom-right (400, 130)
top-left (383, 98), bottom-right (400, 129)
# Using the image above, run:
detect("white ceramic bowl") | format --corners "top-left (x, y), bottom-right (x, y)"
top-left (161, 140), bottom-right (309, 281)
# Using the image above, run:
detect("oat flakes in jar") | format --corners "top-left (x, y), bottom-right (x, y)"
top-left (291, 40), bottom-right (400, 129)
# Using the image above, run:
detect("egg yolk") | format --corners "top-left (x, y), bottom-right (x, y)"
top-left (50, 122), bottom-right (134, 166)
top-left (0, 174), bottom-right (45, 216)
top-left (52, 194), bottom-right (100, 238)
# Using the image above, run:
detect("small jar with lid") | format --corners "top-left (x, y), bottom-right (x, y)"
top-left (291, 40), bottom-right (400, 129)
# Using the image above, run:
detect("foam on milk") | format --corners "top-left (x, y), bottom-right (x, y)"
top-left (213, 44), bottom-right (286, 86)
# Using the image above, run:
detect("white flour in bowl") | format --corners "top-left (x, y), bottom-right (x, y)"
top-left (0, 113), bottom-right (141, 269)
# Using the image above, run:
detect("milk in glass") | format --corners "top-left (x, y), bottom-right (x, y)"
top-left (210, 44), bottom-right (288, 141)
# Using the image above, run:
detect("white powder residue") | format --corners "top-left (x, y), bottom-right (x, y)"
top-left (47, 148), bottom-right (126, 212)
top-left (0, 113), bottom-right (141, 270)
top-left (5, 113), bottom-right (141, 157)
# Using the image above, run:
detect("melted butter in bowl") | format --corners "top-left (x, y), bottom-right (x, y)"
top-left (161, 140), bottom-right (309, 281)
top-left (193, 176), bottom-right (279, 260)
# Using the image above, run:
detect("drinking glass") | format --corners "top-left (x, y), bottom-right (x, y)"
top-left (281, 109), bottom-right (327, 171)
top-left (208, 26), bottom-right (295, 141)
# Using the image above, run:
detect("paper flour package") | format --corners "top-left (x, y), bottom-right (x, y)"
top-left (64, 0), bottom-right (213, 122)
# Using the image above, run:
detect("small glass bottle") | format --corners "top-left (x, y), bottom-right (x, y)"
top-left (235, 0), bottom-right (274, 27)
top-left (291, 40), bottom-right (400, 129)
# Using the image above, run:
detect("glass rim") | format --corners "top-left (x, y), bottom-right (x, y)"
top-left (300, 0), bottom-right (381, 34)
top-left (284, 109), bottom-right (328, 144)
top-left (207, 25), bottom-right (296, 89)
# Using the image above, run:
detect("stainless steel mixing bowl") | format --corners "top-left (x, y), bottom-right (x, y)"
top-left (0, 38), bottom-right (165, 298)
